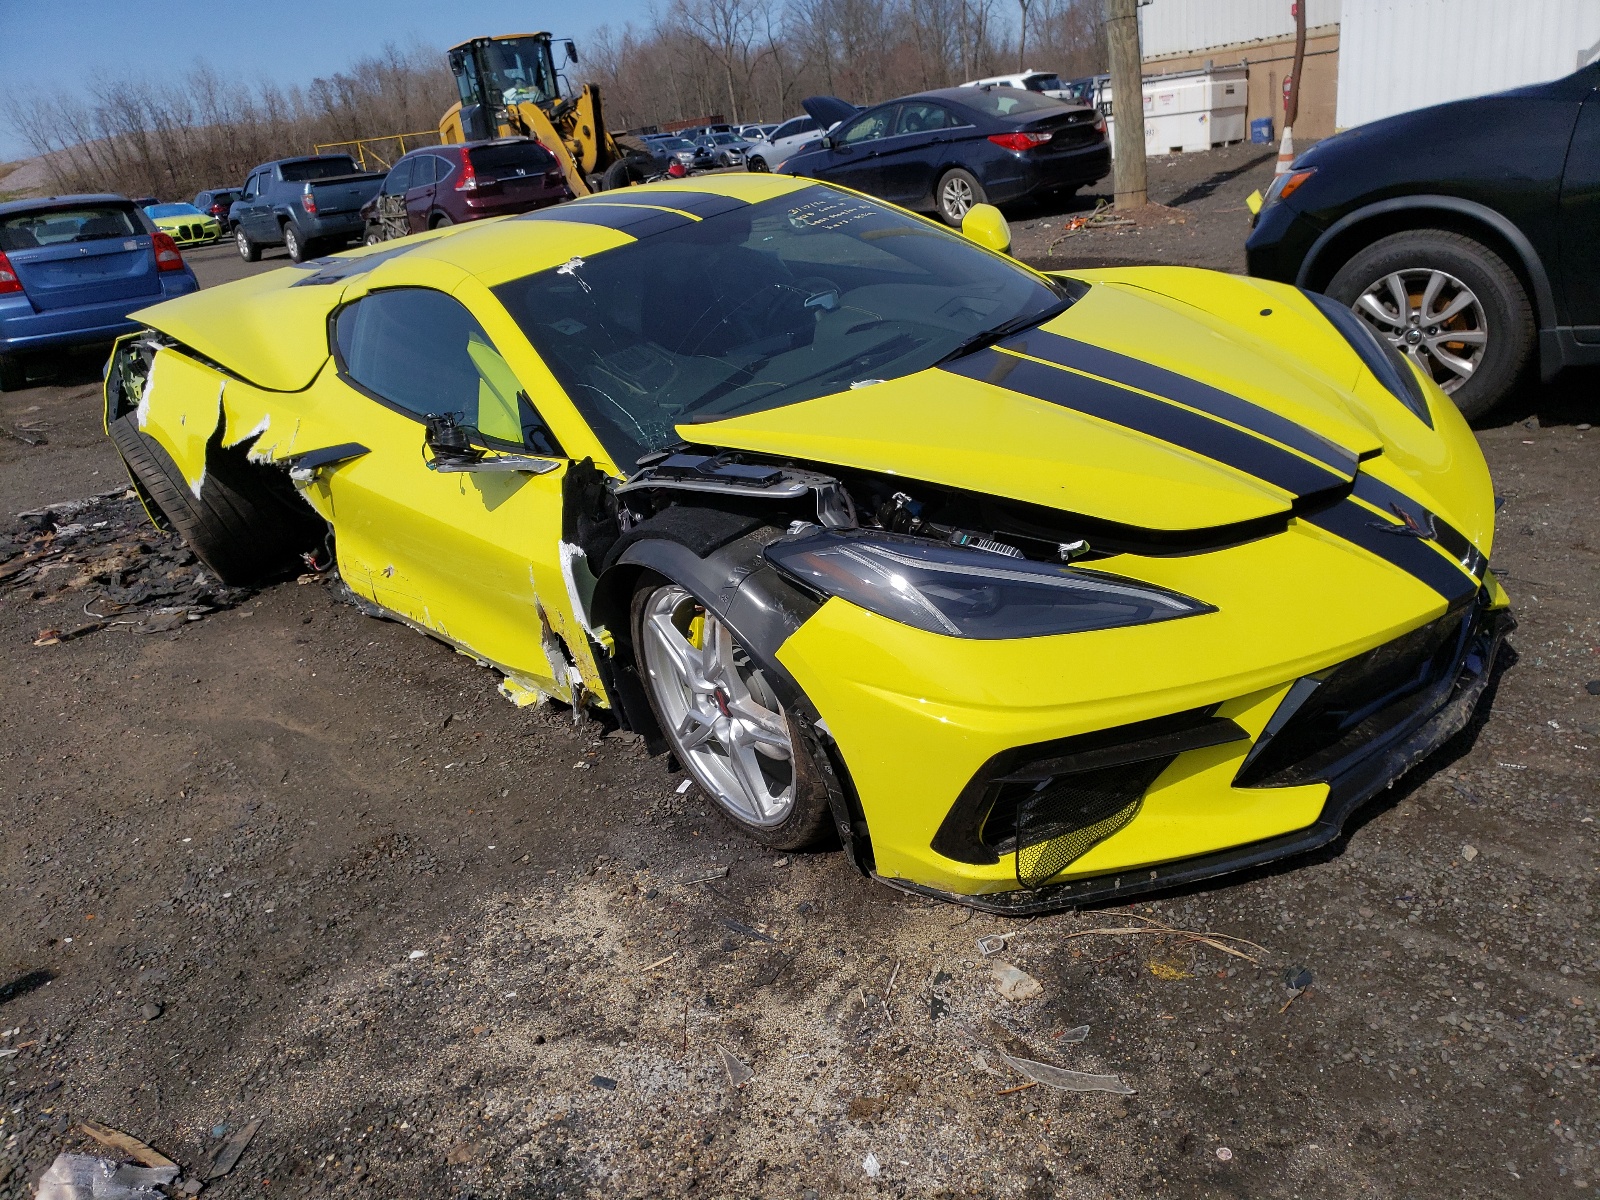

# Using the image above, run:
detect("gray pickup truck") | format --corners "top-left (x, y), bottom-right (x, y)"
top-left (231, 156), bottom-right (386, 263)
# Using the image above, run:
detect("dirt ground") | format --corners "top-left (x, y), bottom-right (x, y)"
top-left (1, 151), bottom-right (1597, 1199)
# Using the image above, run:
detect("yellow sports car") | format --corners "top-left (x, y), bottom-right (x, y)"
top-left (142, 202), bottom-right (222, 247)
top-left (103, 175), bottom-right (1510, 911)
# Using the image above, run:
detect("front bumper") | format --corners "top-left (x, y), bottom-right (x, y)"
top-left (880, 603), bottom-right (1512, 912)
top-left (161, 221), bottom-right (221, 247)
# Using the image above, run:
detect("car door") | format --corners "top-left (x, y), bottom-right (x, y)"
top-left (814, 106), bottom-right (899, 194)
top-left (404, 155), bottom-right (440, 231)
top-left (239, 172), bottom-right (271, 239)
top-left (320, 284), bottom-right (577, 691)
top-left (375, 159), bottom-right (414, 240)
top-left (1559, 90), bottom-right (1600, 340)
top-left (873, 101), bottom-right (965, 207)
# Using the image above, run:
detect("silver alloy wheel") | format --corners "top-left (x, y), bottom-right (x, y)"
top-left (1351, 268), bottom-right (1488, 394)
top-left (639, 584), bottom-right (796, 827)
top-left (236, 229), bottom-right (249, 256)
top-left (942, 175), bottom-right (975, 220)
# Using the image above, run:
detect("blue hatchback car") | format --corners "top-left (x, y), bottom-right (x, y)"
top-left (0, 194), bottom-right (200, 391)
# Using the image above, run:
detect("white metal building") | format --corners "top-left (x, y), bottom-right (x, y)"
top-left (1336, 0), bottom-right (1600, 128)
top-left (1140, 0), bottom-right (1344, 61)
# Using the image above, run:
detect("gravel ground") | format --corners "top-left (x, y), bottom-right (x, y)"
top-left (1, 152), bottom-right (1597, 1199)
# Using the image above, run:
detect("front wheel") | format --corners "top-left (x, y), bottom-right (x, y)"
top-left (632, 576), bottom-right (832, 849)
top-left (236, 227), bottom-right (260, 262)
top-left (1324, 229), bottom-right (1533, 422)
top-left (747, 155), bottom-right (769, 173)
top-left (937, 168), bottom-right (985, 225)
top-left (363, 224), bottom-right (385, 246)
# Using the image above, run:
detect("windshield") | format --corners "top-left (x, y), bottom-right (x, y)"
top-left (660, 138), bottom-right (696, 151)
top-left (962, 87), bottom-right (1067, 117)
top-left (0, 205), bottom-right (140, 250)
top-left (147, 203), bottom-right (201, 218)
top-left (482, 36), bottom-right (559, 105)
top-left (281, 158), bottom-right (359, 182)
top-left (495, 184), bottom-right (1074, 465)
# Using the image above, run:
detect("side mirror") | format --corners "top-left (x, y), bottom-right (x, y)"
top-left (818, 136), bottom-right (833, 150)
top-left (565, 40), bottom-right (578, 64)
top-left (423, 413), bottom-right (561, 475)
top-left (961, 203), bottom-right (1012, 254)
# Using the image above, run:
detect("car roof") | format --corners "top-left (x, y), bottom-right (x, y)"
top-left (0, 194), bottom-right (135, 217)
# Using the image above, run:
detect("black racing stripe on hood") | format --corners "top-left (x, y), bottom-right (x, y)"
top-left (1352, 474), bottom-right (1488, 581)
top-left (1305, 498), bottom-right (1480, 604)
top-left (941, 348), bottom-right (1346, 501)
top-left (517, 203), bottom-right (694, 237)
top-left (1005, 330), bottom-right (1359, 478)
top-left (570, 190), bottom-right (747, 219)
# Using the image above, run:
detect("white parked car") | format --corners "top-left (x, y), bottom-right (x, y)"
top-left (961, 70), bottom-right (1077, 101)
top-left (745, 114), bottom-right (834, 172)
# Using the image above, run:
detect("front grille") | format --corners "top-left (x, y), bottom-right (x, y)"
top-left (1008, 757), bottom-right (1172, 887)
top-left (931, 707), bottom-right (1247, 884)
top-left (1235, 599), bottom-right (1478, 789)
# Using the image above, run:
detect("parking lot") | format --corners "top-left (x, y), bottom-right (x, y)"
top-left (1, 149), bottom-right (1597, 1199)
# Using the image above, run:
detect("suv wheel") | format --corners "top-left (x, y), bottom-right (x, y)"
top-left (1325, 229), bottom-right (1533, 422)
top-left (937, 168), bottom-right (985, 226)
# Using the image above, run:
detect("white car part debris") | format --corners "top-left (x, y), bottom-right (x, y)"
top-left (991, 961), bottom-right (1042, 1001)
top-left (976, 932), bottom-right (1015, 957)
top-left (34, 1154), bottom-right (178, 1200)
top-left (862, 1152), bottom-right (882, 1178)
top-left (998, 1051), bottom-right (1135, 1095)
top-left (717, 1044), bottom-right (754, 1088)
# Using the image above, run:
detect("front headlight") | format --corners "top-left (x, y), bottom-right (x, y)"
top-left (765, 529), bottom-right (1213, 640)
top-left (1305, 290), bottom-right (1433, 427)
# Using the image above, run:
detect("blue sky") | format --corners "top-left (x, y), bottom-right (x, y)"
top-left (0, 0), bottom-right (653, 162)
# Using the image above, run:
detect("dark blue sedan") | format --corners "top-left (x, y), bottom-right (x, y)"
top-left (0, 195), bottom-right (200, 391)
top-left (781, 87), bottom-right (1110, 225)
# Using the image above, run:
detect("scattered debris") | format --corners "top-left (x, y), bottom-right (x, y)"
top-left (717, 1044), bottom-right (754, 1088)
top-left (1061, 913), bottom-right (1266, 964)
top-left (407, 950), bottom-right (426, 960)
top-left (1148, 958), bottom-right (1193, 981)
top-left (77, 1120), bottom-right (177, 1169)
top-left (862, 1151), bottom-right (882, 1178)
top-left (1216, 1146), bottom-right (1234, 1162)
top-left (4, 491), bottom-right (252, 643)
top-left (1588, 681), bottom-right (1600, 696)
top-left (683, 866), bottom-right (729, 885)
top-left (34, 1154), bottom-right (178, 1200)
top-left (1001, 1052), bottom-right (1135, 1095)
top-left (975, 932), bottom-right (1015, 957)
top-left (722, 917), bottom-right (776, 943)
top-left (591, 1075), bottom-right (617, 1091)
top-left (203, 1117), bottom-right (262, 1180)
top-left (676, 779), bottom-right (693, 794)
top-left (1283, 966), bottom-right (1313, 992)
top-left (138, 1002), bottom-right (163, 1021)
top-left (1461, 844), bottom-right (1479, 862)
top-left (990, 962), bottom-right (1042, 1001)
top-left (640, 952), bottom-right (678, 973)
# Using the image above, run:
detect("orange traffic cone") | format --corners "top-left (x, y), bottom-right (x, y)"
top-left (1274, 125), bottom-right (1296, 177)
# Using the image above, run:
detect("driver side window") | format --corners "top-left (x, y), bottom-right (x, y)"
top-left (334, 289), bottom-right (560, 455)
top-left (839, 108), bottom-right (896, 146)
top-left (383, 160), bottom-right (415, 196)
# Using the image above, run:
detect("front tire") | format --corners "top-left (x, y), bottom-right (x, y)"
top-left (631, 575), bottom-right (831, 849)
top-left (937, 168), bottom-right (985, 226)
top-left (1325, 229), bottom-right (1533, 422)
top-left (363, 224), bottom-right (385, 246)
top-left (236, 227), bottom-right (260, 262)
top-left (747, 155), bottom-right (769, 173)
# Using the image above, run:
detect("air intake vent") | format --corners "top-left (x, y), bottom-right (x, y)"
top-left (1010, 757), bottom-right (1175, 888)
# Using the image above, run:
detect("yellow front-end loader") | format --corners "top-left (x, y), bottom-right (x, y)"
top-left (438, 33), bottom-right (654, 196)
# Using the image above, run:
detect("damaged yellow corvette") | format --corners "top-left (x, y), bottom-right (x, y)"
top-left (103, 174), bottom-right (1510, 911)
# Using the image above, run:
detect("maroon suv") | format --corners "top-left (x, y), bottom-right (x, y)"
top-left (361, 138), bottom-right (571, 242)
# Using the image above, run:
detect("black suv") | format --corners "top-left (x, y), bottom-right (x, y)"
top-left (1247, 63), bottom-right (1600, 419)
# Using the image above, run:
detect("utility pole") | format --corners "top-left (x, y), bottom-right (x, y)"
top-left (1104, 0), bottom-right (1146, 209)
top-left (1276, 0), bottom-right (1308, 175)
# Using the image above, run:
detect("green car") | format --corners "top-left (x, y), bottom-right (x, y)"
top-left (142, 202), bottom-right (221, 247)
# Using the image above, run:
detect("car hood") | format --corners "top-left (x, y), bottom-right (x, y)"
top-left (684, 268), bottom-right (1484, 538)
top-left (801, 95), bottom-right (858, 129)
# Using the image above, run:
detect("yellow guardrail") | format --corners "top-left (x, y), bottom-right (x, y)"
top-left (312, 132), bottom-right (443, 171)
